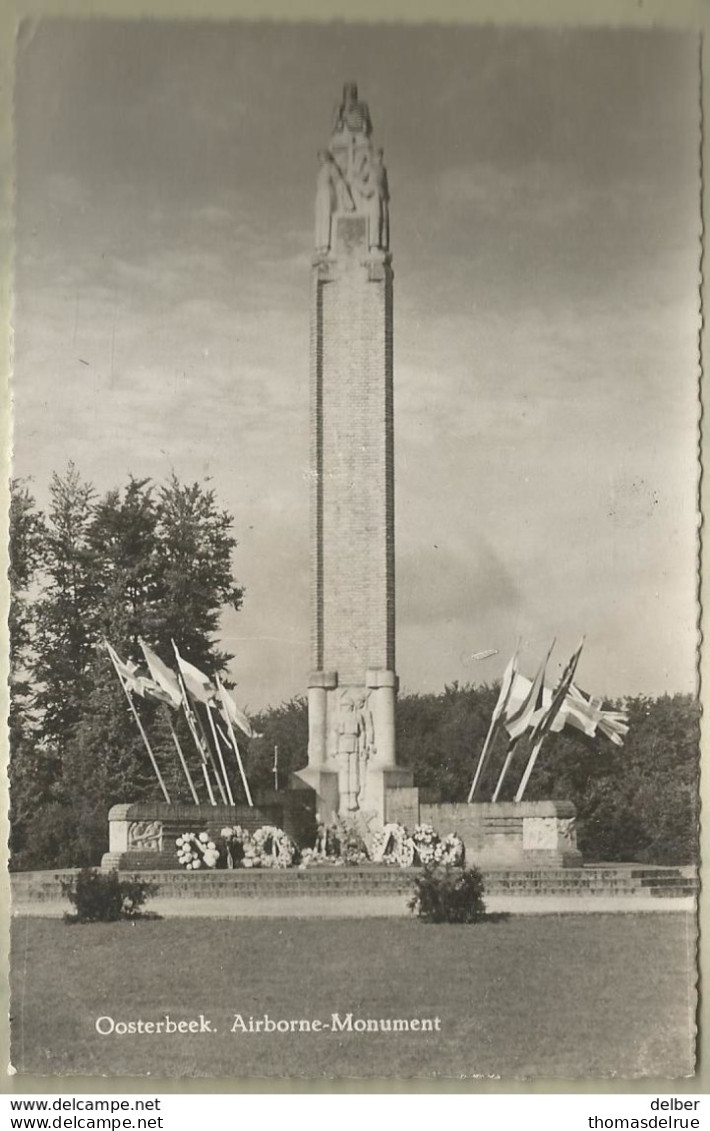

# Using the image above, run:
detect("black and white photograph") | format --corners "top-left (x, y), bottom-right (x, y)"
top-left (7, 19), bottom-right (700, 1081)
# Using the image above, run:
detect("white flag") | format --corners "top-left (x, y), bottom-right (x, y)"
top-left (174, 647), bottom-right (216, 704)
top-left (216, 676), bottom-right (254, 738)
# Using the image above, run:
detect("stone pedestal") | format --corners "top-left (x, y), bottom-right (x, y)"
top-left (101, 794), bottom-right (317, 871)
top-left (411, 799), bottom-right (583, 868)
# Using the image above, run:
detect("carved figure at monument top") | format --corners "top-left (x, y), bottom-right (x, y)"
top-left (314, 149), bottom-right (338, 254)
top-left (316, 85), bottom-right (390, 253)
top-left (331, 81), bottom-right (373, 139)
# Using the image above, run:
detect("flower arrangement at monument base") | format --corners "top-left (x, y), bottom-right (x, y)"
top-left (174, 821), bottom-right (464, 871)
top-left (434, 832), bottom-right (465, 867)
top-left (371, 822), bottom-right (416, 867)
top-left (245, 825), bottom-right (298, 869)
top-left (370, 824), bottom-right (465, 868)
top-left (175, 825), bottom-right (299, 870)
top-left (175, 832), bottom-right (220, 870)
top-left (300, 818), bottom-right (370, 868)
top-left (410, 823), bottom-right (439, 864)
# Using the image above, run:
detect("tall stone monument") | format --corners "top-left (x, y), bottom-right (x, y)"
top-left (297, 83), bottom-right (414, 824)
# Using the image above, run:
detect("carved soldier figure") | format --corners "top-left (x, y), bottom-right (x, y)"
top-left (336, 691), bottom-right (376, 810)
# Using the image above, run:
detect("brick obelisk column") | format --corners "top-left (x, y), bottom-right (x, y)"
top-left (296, 84), bottom-right (413, 824)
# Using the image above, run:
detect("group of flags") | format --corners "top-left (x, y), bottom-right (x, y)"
top-left (468, 639), bottom-right (629, 804)
top-left (105, 637), bottom-right (256, 809)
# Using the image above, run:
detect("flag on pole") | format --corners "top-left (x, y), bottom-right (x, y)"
top-left (105, 644), bottom-right (142, 694)
top-left (216, 679), bottom-right (254, 738)
top-left (492, 649), bottom-right (520, 724)
top-left (103, 640), bottom-right (171, 804)
top-left (565, 684), bottom-right (628, 745)
top-left (513, 639), bottom-right (586, 803)
top-left (528, 638), bottom-right (585, 747)
top-left (139, 639), bottom-right (183, 708)
top-left (216, 676), bottom-right (254, 806)
top-left (503, 642), bottom-right (554, 745)
top-left (135, 675), bottom-right (177, 708)
top-left (467, 643), bottom-right (520, 802)
top-left (173, 647), bottom-right (216, 704)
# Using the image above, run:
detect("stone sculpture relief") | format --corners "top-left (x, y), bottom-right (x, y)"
top-left (335, 690), bottom-right (376, 811)
top-left (127, 820), bottom-right (163, 852)
top-left (315, 83), bottom-right (390, 254)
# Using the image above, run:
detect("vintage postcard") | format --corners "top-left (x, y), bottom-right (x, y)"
top-left (6, 18), bottom-right (701, 1082)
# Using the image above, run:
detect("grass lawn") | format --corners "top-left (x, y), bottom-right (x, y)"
top-left (10, 913), bottom-right (695, 1080)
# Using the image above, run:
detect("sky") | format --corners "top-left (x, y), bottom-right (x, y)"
top-left (12, 22), bottom-right (700, 709)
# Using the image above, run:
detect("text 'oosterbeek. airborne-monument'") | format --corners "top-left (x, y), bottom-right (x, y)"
top-left (296, 83), bottom-right (415, 824)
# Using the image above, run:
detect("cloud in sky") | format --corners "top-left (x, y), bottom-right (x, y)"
top-left (12, 22), bottom-right (700, 706)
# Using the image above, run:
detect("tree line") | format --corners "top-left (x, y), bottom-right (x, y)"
top-left (9, 468), bottom-right (699, 870)
top-left (10, 466), bottom-right (243, 868)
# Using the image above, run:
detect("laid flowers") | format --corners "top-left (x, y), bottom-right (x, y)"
top-left (300, 819), bottom-right (465, 870)
top-left (175, 831), bottom-right (220, 870)
top-left (175, 825), bottom-right (299, 870)
top-left (176, 819), bottom-right (465, 871)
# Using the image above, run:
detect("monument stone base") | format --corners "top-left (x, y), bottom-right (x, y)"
top-left (101, 793), bottom-right (317, 871)
top-left (386, 794), bottom-right (583, 868)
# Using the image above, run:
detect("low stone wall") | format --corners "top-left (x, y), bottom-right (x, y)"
top-left (386, 792), bottom-right (582, 868)
top-left (102, 791), bottom-right (317, 871)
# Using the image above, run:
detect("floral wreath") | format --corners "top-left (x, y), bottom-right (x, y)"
top-left (244, 825), bottom-right (298, 869)
top-left (175, 831), bottom-right (220, 870)
top-left (371, 822), bottom-right (415, 868)
top-left (433, 832), bottom-right (465, 866)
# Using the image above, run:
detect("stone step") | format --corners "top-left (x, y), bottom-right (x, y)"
top-left (10, 864), bottom-right (698, 904)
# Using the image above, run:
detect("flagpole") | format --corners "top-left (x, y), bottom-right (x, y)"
top-left (514, 734), bottom-right (546, 802)
top-left (492, 741), bottom-right (518, 803)
top-left (105, 642), bottom-right (171, 804)
top-left (217, 677), bottom-right (254, 807)
top-left (515, 637), bottom-right (586, 803)
top-left (172, 659), bottom-right (217, 805)
top-left (224, 720), bottom-right (254, 808)
top-left (193, 703), bottom-right (228, 804)
top-left (163, 707), bottom-right (200, 805)
top-left (207, 703), bottom-right (235, 805)
top-left (170, 641), bottom-right (227, 805)
top-left (471, 638), bottom-right (523, 802)
top-left (468, 717), bottom-right (499, 802)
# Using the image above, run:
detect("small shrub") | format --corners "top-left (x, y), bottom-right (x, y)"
top-left (409, 863), bottom-right (486, 924)
top-left (61, 868), bottom-right (156, 923)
